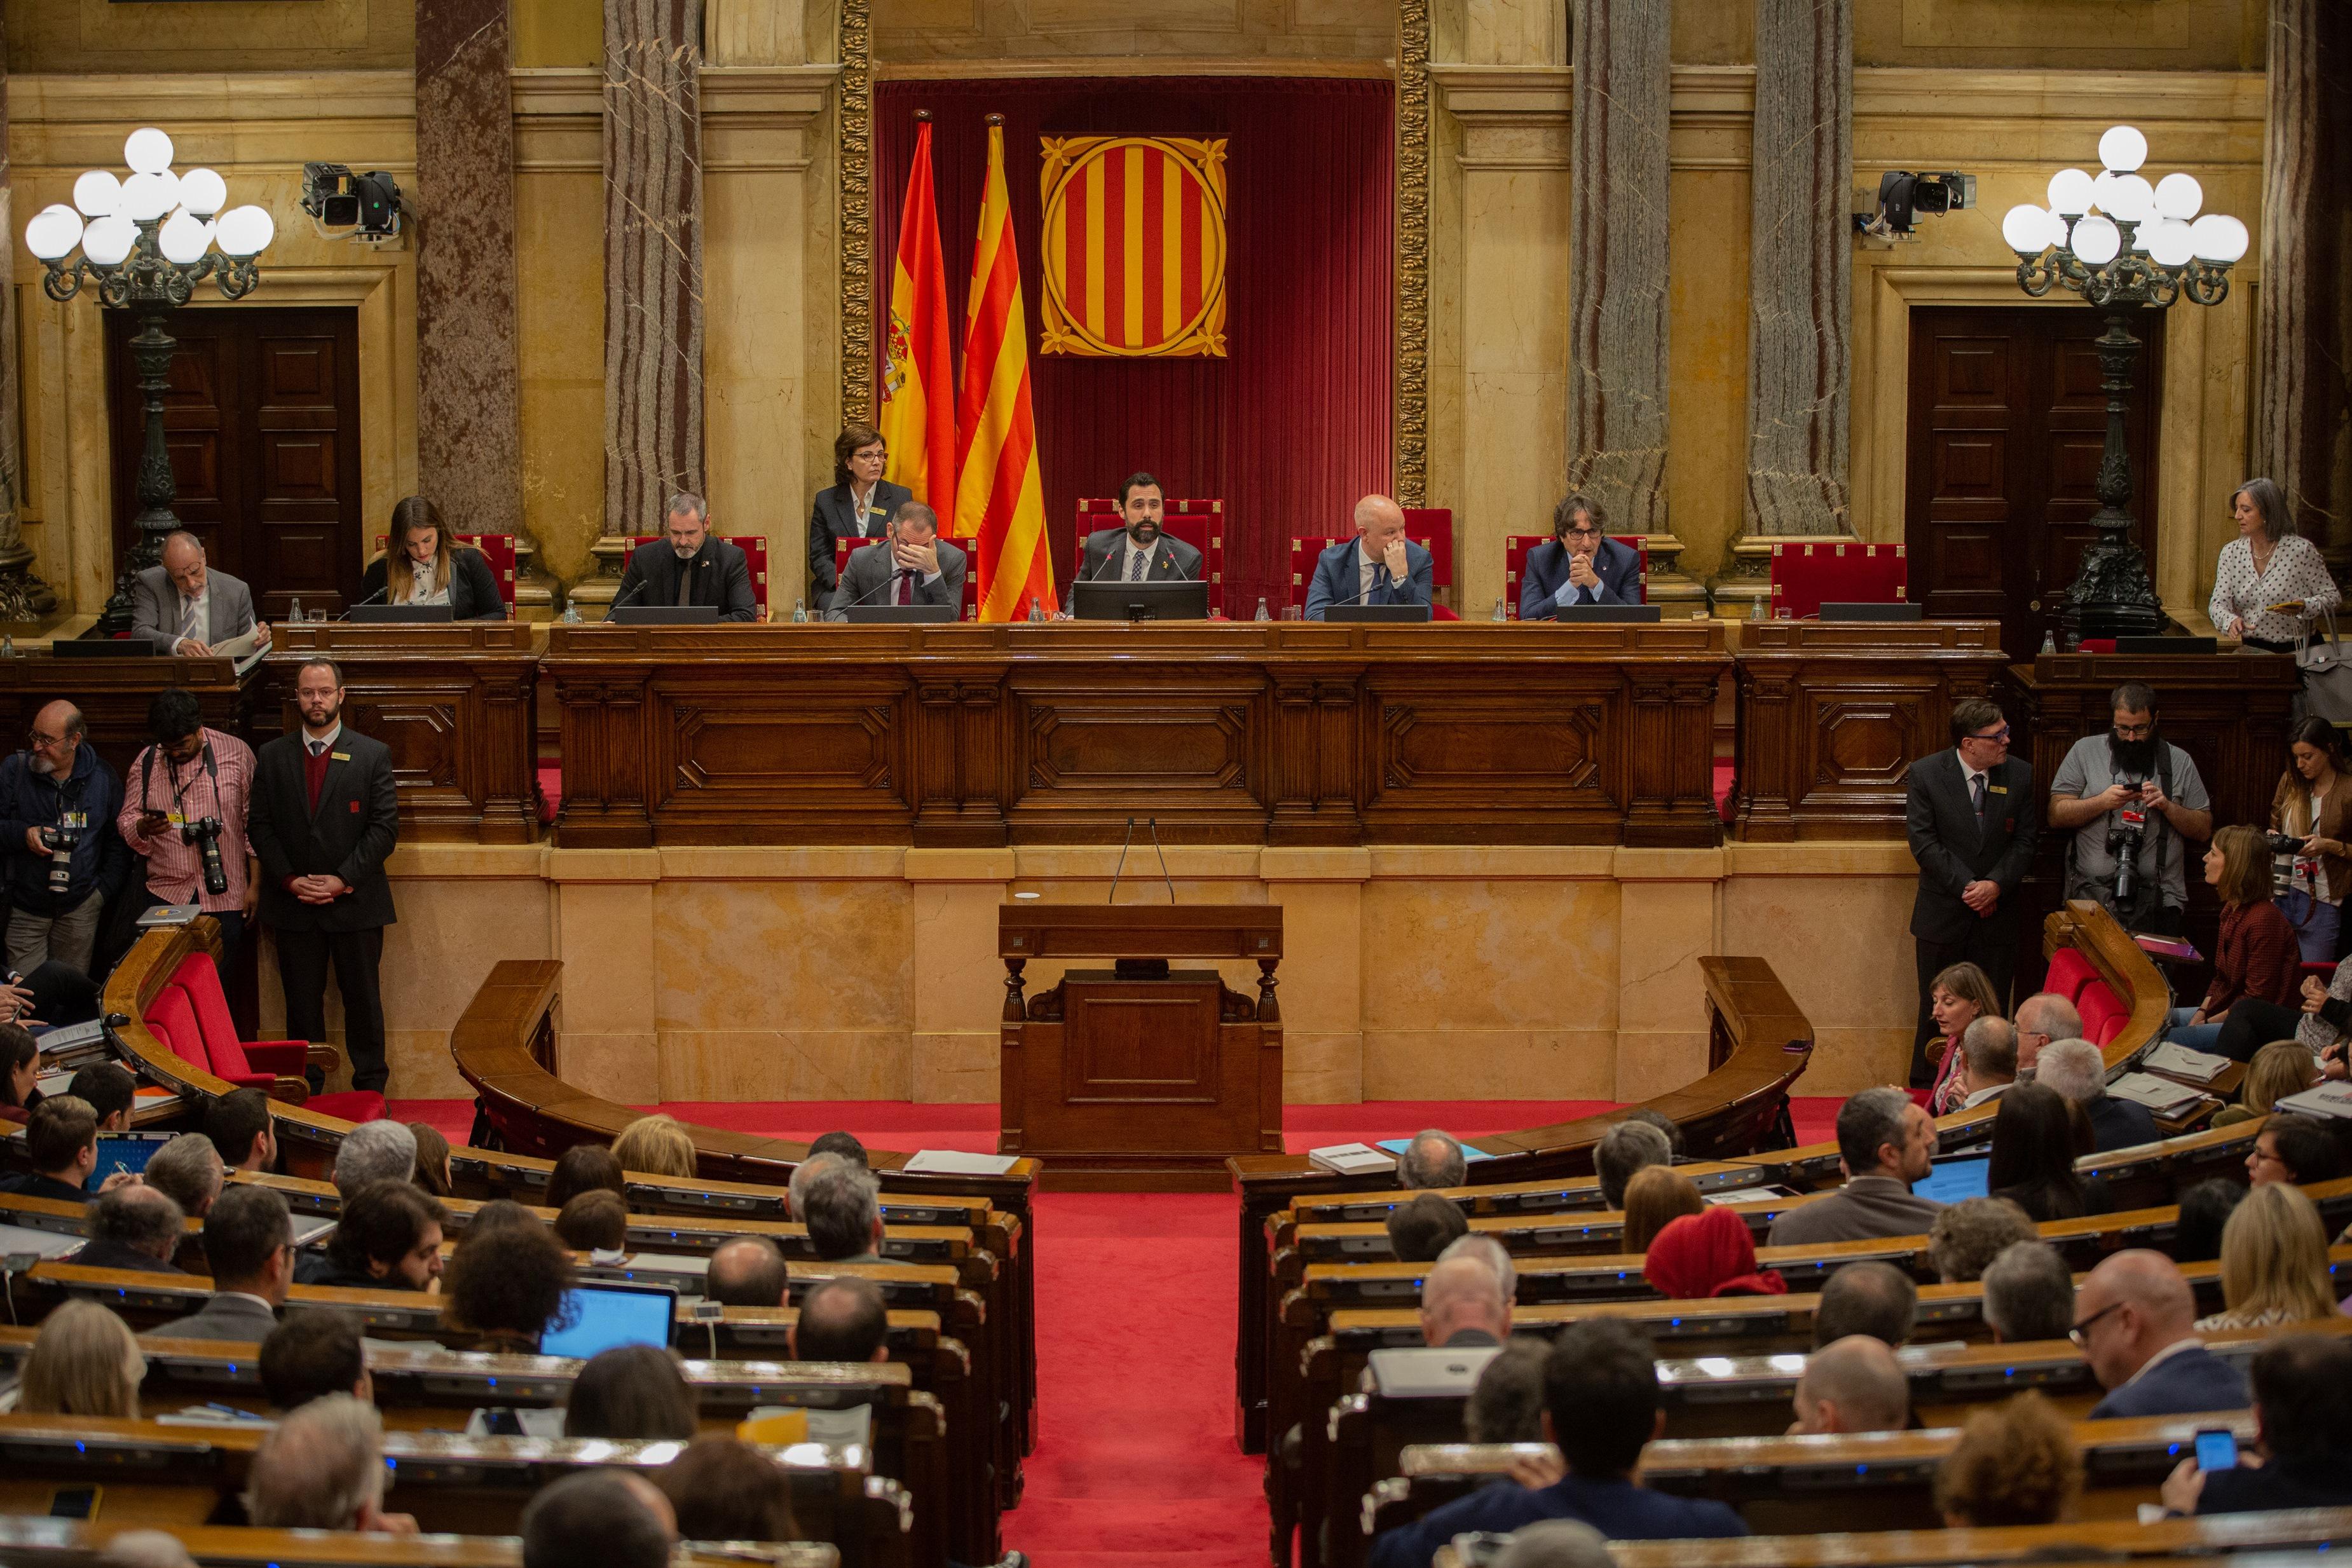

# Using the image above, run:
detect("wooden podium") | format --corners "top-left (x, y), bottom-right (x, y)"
top-left (999, 903), bottom-right (1283, 1191)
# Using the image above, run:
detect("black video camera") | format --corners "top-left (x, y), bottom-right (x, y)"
top-left (181, 817), bottom-right (228, 896)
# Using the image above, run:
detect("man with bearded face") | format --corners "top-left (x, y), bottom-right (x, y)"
top-left (1062, 472), bottom-right (1203, 614)
top-left (2049, 682), bottom-right (2213, 932)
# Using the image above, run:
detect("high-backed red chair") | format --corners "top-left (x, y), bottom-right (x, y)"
top-left (1501, 535), bottom-right (1651, 618)
top-left (1768, 541), bottom-right (1906, 619)
top-left (1072, 500), bottom-right (1225, 615)
top-left (2077, 981), bottom-right (2126, 1046)
top-left (830, 533), bottom-right (979, 618)
top-left (142, 986), bottom-right (208, 1075)
top-left (166, 952), bottom-right (386, 1122)
top-left (2042, 948), bottom-right (2098, 1004)
top-left (1402, 508), bottom-right (1454, 592)
top-left (369, 533), bottom-right (517, 616)
top-left (1286, 535), bottom-right (1461, 618)
top-left (625, 536), bottom-right (771, 620)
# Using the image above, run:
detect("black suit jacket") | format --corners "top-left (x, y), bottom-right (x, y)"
top-left (359, 547), bottom-right (505, 621)
top-left (807, 481), bottom-right (914, 597)
top-left (616, 538), bottom-right (758, 622)
top-left (248, 728), bottom-right (400, 932)
top-left (1906, 749), bottom-right (2040, 943)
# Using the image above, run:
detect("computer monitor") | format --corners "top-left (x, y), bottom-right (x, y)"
top-left (844, 604), bottom-right (957, 625)
top-left (348, 604), bottom-right (455, 624)
top-left (1324, 604), bottom-right (1432, 624)
top-left (538, 1283), bottom-right (677, 1360)
top-left (608, 606), bottom-right (720, 626)
top-left (2116, 634), bottom-right (2219, 656)
top-left (1911, 1153), bottom-right (1992, 1205)
top-left (1071, 579), bottom-right (1210, 622)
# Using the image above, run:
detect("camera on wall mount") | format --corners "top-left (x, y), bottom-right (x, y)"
top-left (301, 163), bottom-right (405, 243)
top-left (1854, 171), bottom-right (1977, 242)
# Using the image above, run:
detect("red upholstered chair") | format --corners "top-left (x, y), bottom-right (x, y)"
top-left (2042, 948), bottom-right (2098, 1004)
top-left (625, 536), bottom-right (771, 620)
top-left (369, 533), bottom-right (517, 617)
top-left (167, 952), bottom-right (386, 1121)
top-left (1501, 535), bottom-right (1651, 617)
top-left (2076, 981), bottom-right (2125, 1045)
top-left (833, 533), bottom-right (979, 618)
top-left (142, 986), bottom-right (209, 1074)
top-left (1767, 541), bottom-right (1906, 619)
top-left (1072, 500), bottom-right (1226, 615)
top-left (1287, 531), bottom-right (1458, 615)
top-left (1402, 508), bottom-right (1454, 592)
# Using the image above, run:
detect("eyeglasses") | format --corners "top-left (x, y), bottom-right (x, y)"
top-left (2067, 1300), bottom-right (2124, 1345)
top-left (2112, 721), bottom-right (2155, 739)
top-left (1966, 726), bottom-right (2011, 744)
top-left (25, 732), bottom-right (67, 751)
top-left (1562, 527), bottom-right (1603, 541)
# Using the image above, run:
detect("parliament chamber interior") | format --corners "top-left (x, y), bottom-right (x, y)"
top-left (0, 1), bottom-right (2349, 1567)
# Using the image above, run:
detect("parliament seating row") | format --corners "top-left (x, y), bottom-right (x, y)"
top-left (0, 1518), bottom-right (841, 1568)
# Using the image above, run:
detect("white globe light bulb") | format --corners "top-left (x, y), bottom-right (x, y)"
top-left (123, 128), bottom-right (175, 177)
top-left (176, 168), bottom-right (228, 218)
top-left (72, 170), bottom-right (121, 219)
top-left (2098, 124), bottom-right (2148, 174)
top-left (2105, 174), bottom-right (2154, 224)
top-left (158, 210), bottom-right (210, 265)
top-left (215, 204), bottom-right (275, 258)
top-left (2003, 204), bottom-right (2051, 253)
top-left (2191, 212), bottom-right (2248, 263)
top-left (2089, 170), bottom-right (2121, 215)
top-left (2047, 168), bottom-right (2096, 216)
top-left (2152, 173), bottom-right (2203, 221)
top-left (24, 207), bottom-right (84, 262)
top-left (119, 171), bottom-right (174, 223)
top-left (81, 214), bottom-right (137, 268)
top-left (2144, 218), bottom-right (2195, 268)
top-left (2072, 214), bottom-right (2121, 266)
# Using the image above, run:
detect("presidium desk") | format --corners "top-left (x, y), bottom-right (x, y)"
top-left (542, 620), bottom-right (1731, 848)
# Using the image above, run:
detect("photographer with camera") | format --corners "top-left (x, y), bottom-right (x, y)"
top-left (2048, 683), bottom-right (2213, 935)
top-left (117, 688), bottom-right (259, 957)
top-left (0, 702), bottom-right (130, 976)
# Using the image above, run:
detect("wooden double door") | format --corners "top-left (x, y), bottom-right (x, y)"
top-left (1905, 305), bottom-right (2164, 661)
top-left (107, 306), bottom-right (363, 622)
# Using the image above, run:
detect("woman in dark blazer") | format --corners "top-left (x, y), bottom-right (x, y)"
top-left (359, 496), bottom-right (505, 620)
top-left (807, 421), bottom-right (912, 608)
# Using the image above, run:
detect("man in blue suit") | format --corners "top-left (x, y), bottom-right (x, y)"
top-left (2077, 1251), bottom-right (2250, 1419)
top-left (1519, 493), bottom-right (1642, 618)
top-left (1304, 494), bottom-right (1432, 620)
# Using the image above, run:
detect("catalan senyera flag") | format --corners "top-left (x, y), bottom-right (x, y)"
top-left (878, 117), bottom-right (956, 512)
top-left (957, 119), bottom-right (1054, 622)
top-left (1038, 135), bottom-right (1228, 358)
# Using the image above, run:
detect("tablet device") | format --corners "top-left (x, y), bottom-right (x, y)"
top-left (538, 1281), bottom-right (676, 1359)
top-left (1911, 1154), bottom-right (1992, 1204)
top-left (86, 1133), bottom-right (172, 1193)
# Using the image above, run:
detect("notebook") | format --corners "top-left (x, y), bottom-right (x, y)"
top-left (1307, 1142), bottom-right (1391, 1175)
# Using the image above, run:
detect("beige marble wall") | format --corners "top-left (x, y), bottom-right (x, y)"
top-left (872, 0), bottom-right (1396, 68)
top-left (5, 0), bottom-right (415, 74)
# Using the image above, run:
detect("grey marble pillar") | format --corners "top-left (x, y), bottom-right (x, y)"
top-left (416, 0), bottom-right (523, 540)
top-left (1564, 0), bottom-right (1672, 535)
top-left (0, 34), bottom-right (55, 622)
top-left (2257, 0), bottom-right (2352, 559)
top-left (602, 0), bottom-right (706, 538)
top-left (1740, 0), bottom-right (1852, 538)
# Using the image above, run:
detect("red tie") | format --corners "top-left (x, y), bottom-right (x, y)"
top-left (896, 570), bottom-right (913, 606)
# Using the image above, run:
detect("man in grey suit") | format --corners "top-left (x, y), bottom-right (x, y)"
top-left (131, 531), bottom-right (270, 656)
top-left (1062, 472), bottom-right (1203, 613)
top-left (147, 1184), bottom-right (291, 1343)
top-left (1765, 1088), bottom-right (1945, 1247)
top-left (826, 501), bottom-right (965, 620)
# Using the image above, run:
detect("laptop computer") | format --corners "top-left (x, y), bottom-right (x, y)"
top-left (844, 604), bottom-right (957, 625)
top-left (538, 1281), bottom-right (678, 1359)
top-left (348, 604), bottom-right (454, 624)
top-left (1072, 580), bottom-right (1212, 622)
top-left (51, 639), bottom-right (151, 658)
top-left (1911, 1153), bottom-right (1993, 1204)
top-left (1325, 605), bottom-right (1433, 624)
top-left (1368, 1344), bottom-right (1504, 1398)
top-left (609, 606), bottom-right (720, 626)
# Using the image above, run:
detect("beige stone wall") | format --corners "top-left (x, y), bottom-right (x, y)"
top-left (302, 840), bottom-right (1921, 1107)
top-left (872, 0), bottom-right (1395, 69)
top-left (1855, 0), bottom-right (2264, 70)
top-left (5, 0), bottom-right (414, 74)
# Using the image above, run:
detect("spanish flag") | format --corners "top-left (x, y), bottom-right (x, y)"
top-left (879, 114), bottom-right (955, 512)
top-left (956, 117), bottom-right (1054, 622)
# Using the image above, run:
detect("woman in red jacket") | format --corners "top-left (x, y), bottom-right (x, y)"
top-left (2166, 824), bottom-right (2299, 1054)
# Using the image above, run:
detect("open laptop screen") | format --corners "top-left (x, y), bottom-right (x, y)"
top-left (538, 1283), bottom-right (676, 1360)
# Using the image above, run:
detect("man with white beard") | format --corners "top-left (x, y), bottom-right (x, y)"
top-left (0, 701), bottom-right (130, 974)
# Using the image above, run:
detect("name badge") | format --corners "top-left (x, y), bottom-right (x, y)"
top-left (331, 751), bottom-right (352, 762)
top-left (165, 811), bottom-right (187, 828)
top-left (1987, 784), bottom-right (2008, 794)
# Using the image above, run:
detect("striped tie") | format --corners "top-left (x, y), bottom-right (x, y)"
top-left (180, 596), bottom-right (200, 645)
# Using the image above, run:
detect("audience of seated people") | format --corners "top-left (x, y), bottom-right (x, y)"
top-left (790, 1274), bottom-right (892, 1363)
top-left (564, 1344), bottom-right (699, 1439)
top-left (653, 1437), bottom-right (799, 1545)
top-left (2037, 1037), bottom-right (2161, 1151)
top-left (1418, 1250), bottom-right (1512, 1347)
top-left (1594, 1120), bottom-right (1672, 1209)
top-left (2163, 824), bottom-right (2301, 1054)
top-left (1767, 1088), bottom-right (1941, 1246)
top-left (1986, 1082), bottom-right (2104, 1222)
top-left (1786, 1335), bottom-right (1910, 1435)
top-left (148, 1183), bottom-right (291, 1341)
top-left (67, 1062), bottom-right (135, 1131)
top-left (2194, 1180), bottom-right (2339, 1330)
top-left (1934, 1392), bottom-right (2082, 1527)
top-left (1642, 1207), bottom-right (1784, 1299)
top-left (2215, 1037), bottom-right (2324, 1127)
top-left (76, 1182), bottom-right (188, 1273)
top-left (524, 1470), bottom-right (676, 1568)
top-left (243, 1394), bottom-right (418, 1534)
top-left (1385, 1190), bottom-right (1470, 1262)
top-left (331, 1119), bottom-right (418, 1199)
top-left (1467, 1337), bottom-right (1549, 1445)
top-left (1491, 1520), bottom-right (1611, 1568)
top-left (409, 1122), bottom-right (456, 1198)
top-left (2075, 1250), bottom-right (2251, 1418)
top-left (2247, 1111), bottom-right (2343, 1187)
top-left (1981, 1240), bottom-right (2075, 1343)
top-left (1951, 1017), bottom-right (2019, 1110)
top-left (790, 1150), bottom-right (887, 1262)
top-left (2, 1094), bottom-right (120, 1202)
top-left (707, 1234), bottom-right (791, 1307)
top-left (297, 1179), bottom-right (446, 1289)
top-left (1810, 1261), bottom-right (1916, 1349)
top-left (1619, 1165), bottom-right (1702, 1253)
top-left (0, 1025), bottom-right (41, 1126)
top-left (2163, 1333), bottom-right (2352, 1515)
top-left (1923, 962), bottom-right (2002, 1116)
top-left (142, 1131), bottom-right (222, 1222)
top-left (20, 1297), bottom-right (144, 1417)
top-left (1927, 1196), bottom-right (2039, 1283)
top-left (441, 1212), bottom-right (576, 1353)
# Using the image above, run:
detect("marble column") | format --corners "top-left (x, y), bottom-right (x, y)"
top-left (2257, 0), bottom-right (2352, 560)
top-left (415, 0), bottom-right (524, 542)
top-left (601, 0), bottom-right (706, 542)
top-left (1739, 0), bottom-right (1852, 541)
top-left (0, 36), bottom-right (57, 623)
top-left (1564, 0), bottom-right (1672, 536)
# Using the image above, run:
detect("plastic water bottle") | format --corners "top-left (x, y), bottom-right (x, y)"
top-left (1749, 595), bottom-right (1767, 621)
top-left (561, 597), bottom-right (581, 624)
top-left (1491, 597), bottom-right (1507, 622)
top-left (1027, 597), bottom-right (1044, 624)
top-left (791, 597), bottom-right (807, 624)
top-left (1254, 596), bottom-right (1270, 622)
top-left (2039, 628), bottom-right (2056, 655)
top-left (289, 597), bottom-right (303, 624)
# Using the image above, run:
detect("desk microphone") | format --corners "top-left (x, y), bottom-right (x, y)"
top-left (1316, 554), bottom-right (1409, 616)
top-left (836, 555), bottom-right (924, 614)
top-left (331, 585), bottom-right (388, 622)
top-left (1107, 817), bottom-right (1137, 905)
top-left (608, 575), bottom-right (650, 613)
top-left (1147, 817), bottom-right (1175, 904)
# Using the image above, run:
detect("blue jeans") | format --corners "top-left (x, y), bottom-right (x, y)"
top-left (2279, 888), bottom-right (2342, 964)
top-left (2164, 1005), bottom-right (2228, 1053)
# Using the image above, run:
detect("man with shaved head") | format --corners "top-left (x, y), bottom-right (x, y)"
top-left (1304, 494), bottom-right (1433, 620)
top-left (2011, 993), bottom-right (2080, 1084)
top-left (2076, 1249), bottom-right (2249, 1419)
top-left (1419, 1253), bottom-right (1511, 1347)
top-left (1788, 1335), bottom-right (1910, 1435)
top-left (132, 530), bottom-right (266, 657)
top-left (0, 699), bottom-right (130, 974)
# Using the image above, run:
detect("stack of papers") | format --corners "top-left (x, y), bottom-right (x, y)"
top-left (2277, 1082), bottom-right (2352, 1121)
top-left (2142, 1041), bottom-right (2233, 1084)
top-left (900, 1150), bottom-right (1019, 1176)
top-left (2105, 1072), bottom-right (2206, 1117)
top-left (1307, 1142), bottom-right (1392, 1175)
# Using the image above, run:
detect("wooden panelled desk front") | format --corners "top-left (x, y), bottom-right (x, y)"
top-left (0, 651), bottom-right (249, 780)
top-left (543, 620), bottom-right (1729, 848)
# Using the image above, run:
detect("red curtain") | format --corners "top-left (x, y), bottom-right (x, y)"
top-left (873, 78), bottom-right (1395, 615)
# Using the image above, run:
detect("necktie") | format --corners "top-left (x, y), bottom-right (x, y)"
top-left (180, 596), bottom-right (201, 644)
top-left (896, 569), bottom-right (913, 606)
top-left (1971, 771), bottom-right (1988, 833)
top-left (1128, 547), bottom-right (1146, 582)
top-left (308, 740), bottom-right (325, 758)
top-left (675, 557), bottom-right (694, 607)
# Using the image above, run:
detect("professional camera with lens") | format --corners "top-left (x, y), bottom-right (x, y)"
top-left (37, 826), bottom-right (79, 896)
top-left (181, 816), bottom-right (229, 897)
top-left (2107, 806), bottom-right (2148, 906)
top-left (2268, 830), bottom-right (2309, 856)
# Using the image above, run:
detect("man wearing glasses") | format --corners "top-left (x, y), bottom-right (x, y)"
top-left (1517, 493), bottom-right (1641, 617)
top-left (2074, 1250), bottom-right (2248, 1420)
top-left (2048, 681), bottom-right (2212, 934)
top-left (1904, 697), bottom-right (2040, 1087)
top-left (0, 701), bottom-right (131, 976)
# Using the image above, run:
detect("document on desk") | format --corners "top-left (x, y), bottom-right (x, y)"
top-left (901, 1150), bottom-right (1019, 1175)
top-left (2141, 1041), bottom-right (2231, 1084)
top-left (212, 628), bottom-right (269, 677)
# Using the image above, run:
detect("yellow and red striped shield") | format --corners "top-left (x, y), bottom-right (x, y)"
top-left (1038, 135), bottom-right (1227, 358)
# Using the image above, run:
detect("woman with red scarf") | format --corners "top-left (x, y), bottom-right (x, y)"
top-left (1643, 1207), bottom-right (1788, 1299)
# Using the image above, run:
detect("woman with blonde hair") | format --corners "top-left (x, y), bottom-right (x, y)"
top-left (1620, 1164), bottom-right (1704, 1253)
top-left (2167, 824), bottom-right (2300, 1056)
top-left (20, 1300), bottom-right (144, 1418)
top-left (1925, 961), bottom-right (2003, 1116)
top-left (1935, 1391), bottom-right (2082, 1527)
top-left (2215, 1039), bottom-right (2322, 1128)
top-left (2196, 1180), bottom-right (2336, 1330)
top-left (358, 496), bottom-right (505, 620)
top-left (611, 1114), bottom-right (698, 1180)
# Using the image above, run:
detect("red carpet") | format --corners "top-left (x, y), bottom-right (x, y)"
top-left (388, 1096), bottom-right (1843, 1565)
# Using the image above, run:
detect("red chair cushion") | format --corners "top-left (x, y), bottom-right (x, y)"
top-left (2095, 1012), bottom-right (2128, 1047)
top-left (142, 986), bottom-right (207, 1072)
top-left (168, 951), bottom-right (316, 1087)
top-left (2042, 949), bottom-right (2098, 1004)
top-left (2077, 981), bottom-right (2124, 1043)
top-left (309, 1091), bottom-right (387, 1124)
top-left (1402, 508), bottom-right (1454, 589)
top-left (1768, 542), bottom-right (1905, 620)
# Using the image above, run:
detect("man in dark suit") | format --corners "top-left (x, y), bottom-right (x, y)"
top-left (613, 492), bottom-right (758, 622)
top-left (2166, 1335), bottom-right (2352, 1516)
top-left (806, 423), bottom-right (913, 610)
top-left (1905, 697), bottom-right (2039, 1085)
top-left (2038, 1037), bottom-right (2161, 1152)
top-left (74, 1183), bottom-right (189, 1275)
top-left (1304, 494), bottom-right (1434, 620)
top-left (146, 1184), bottom-right (291, 1342)
top-left (2078, 1250), bottom-right (2249, 1420)
top-left (826, 502), bottom-right (966, 620)
top-left (1519, 493), bottom-right (1642, 617)
top-left (1062, 472), bottom-right (1203, 613)
top-left (248, 658), bottom-right (400, 1094)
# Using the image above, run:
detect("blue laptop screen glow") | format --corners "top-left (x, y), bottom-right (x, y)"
top-left (1911, 1154), bottom-right (1992, 1205)
top-left (86, 1136), bottom-right (163, 1193)
top-left (539, 1286), bottom-right (674, 1359)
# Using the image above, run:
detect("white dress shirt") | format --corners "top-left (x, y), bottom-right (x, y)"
top-left (176, 581), bottom-right (212, 649)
